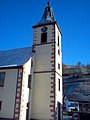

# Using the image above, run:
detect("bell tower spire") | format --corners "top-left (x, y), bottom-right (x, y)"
top-left (34, 1), bottom-right (56, 26)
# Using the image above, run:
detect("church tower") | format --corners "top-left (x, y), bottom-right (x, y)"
top-left (31, 1), bottom-right (63, 120)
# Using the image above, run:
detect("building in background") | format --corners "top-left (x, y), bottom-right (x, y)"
top-left (0, 2), bottom-right (63, 120)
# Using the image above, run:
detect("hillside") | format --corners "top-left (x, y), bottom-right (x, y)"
top-left (63, 64), bottom-right (90, 101)
top-left (63, 64), bottom-right (90, 77)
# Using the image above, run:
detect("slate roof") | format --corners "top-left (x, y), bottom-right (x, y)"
top-left (0, 47), bottom-right (32, 68)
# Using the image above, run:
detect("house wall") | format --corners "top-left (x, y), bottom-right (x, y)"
top-left (19, 58), bottom-right (32, 120)
top-left (31, 73), bottom-right (52, 119)
top-left (32, 24), bottom-right (56, 120)
top-left (31, 23), bottom-right (62, 120)
top-left (55, 24), bottom-right (63, 119)
top-left (0, 69), bottom-right (18, 119)
top-left (31, 25), bottom-right (54, 120)
top-left (0, 58), bottom-right (32, 120)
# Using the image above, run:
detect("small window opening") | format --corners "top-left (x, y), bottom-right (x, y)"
top-left (0, 72), bottom-right (5, 87)
top-left (58, 63), bottom-right (60, 70)
top-left (58, 79), bottom-right (60, 91)
top-left (0, 101), bottom-right (2, 111)
top-left (58, 49), bottom-right (60, 55)
top-left (28, 75), bottom-right (31, 89)
top-left (58, 34), bottom-right (59, 46)
top-left (41, 32), bottom-right (47, 43)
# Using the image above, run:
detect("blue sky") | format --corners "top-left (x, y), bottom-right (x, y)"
top-left (0, 0), bottom-right (90, 65)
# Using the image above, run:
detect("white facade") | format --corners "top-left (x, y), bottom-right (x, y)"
top-left (0, 69), bottom-right (18, 118)
top-left (19, 58), bottom-right (32, 120)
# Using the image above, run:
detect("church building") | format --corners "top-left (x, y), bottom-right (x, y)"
top-left (0, 2), bottom-right (63, 120)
